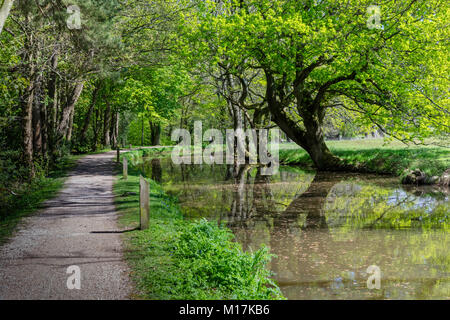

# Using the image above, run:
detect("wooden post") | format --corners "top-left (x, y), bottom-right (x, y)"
top-left (123, 157), bottom-right (128, 180)
top-left (139, 175), bottom-right (150, 230)
top-left (116, 147), bottom-right (120, 163)
top-left (129, 144), bottom-right (132, 150)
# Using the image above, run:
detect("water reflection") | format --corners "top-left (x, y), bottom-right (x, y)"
top-left (142, 157), bottom-right (449, 300)
top-left (151, 158), bottom-right (162, 183)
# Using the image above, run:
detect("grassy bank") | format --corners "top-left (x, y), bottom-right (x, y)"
top-left (0, 155), bottom-right (81, 245)
top-left (122, 146), bottom-right (174, 159)
top-left (125, 141), bottom-right (449, 181)
top-left (113, 153), bottom-right (284, 300)
top-left (279, 139), bottom-right (450, 179)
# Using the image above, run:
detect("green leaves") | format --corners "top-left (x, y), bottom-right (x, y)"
top-left (174, 219), bottom-right (284, 299)
top-left (183, 0), bottom-right (449, 144)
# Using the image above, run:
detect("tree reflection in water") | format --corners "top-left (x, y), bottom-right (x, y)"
top-left (143, 156), bottom-right (450, 300)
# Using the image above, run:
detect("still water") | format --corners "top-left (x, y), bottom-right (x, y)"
top-left (142, 157), bottom-right (449, 300)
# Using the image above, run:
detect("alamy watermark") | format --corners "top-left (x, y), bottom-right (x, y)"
top-left (366, 265), bottom-right (381, 289)
top-left (66, 265), bottom-right (81, 290)
top-left (171, 121), bottom-right (280, 176)
top-left (367, 5), bottom-right (382, 30)
top-left (67, 5), bottom-right (82, 30)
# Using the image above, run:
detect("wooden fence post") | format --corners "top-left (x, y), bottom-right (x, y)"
top-left (139, 175), bottom-right (150, 230)
top-left (116, 147), bottom-right (120, 163)
top-left (123, 157), bottom-right (128, 180)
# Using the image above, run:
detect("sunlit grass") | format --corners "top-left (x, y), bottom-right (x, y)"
top-left (279, 139), bottom-right (450, 178)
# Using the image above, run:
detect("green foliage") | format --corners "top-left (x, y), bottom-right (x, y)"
top-left (174, 220), bottom-right (282, 299)
top-left (111, 65), bottom-right (190, 145)
top-left (180, 0), bottom-right (449, 149)
top-left (0, 154), bottom-right (80, 244)
top-left (126, 118), bottom-right (152, 146)
top-left (324, 181), bottom-right (449, 232)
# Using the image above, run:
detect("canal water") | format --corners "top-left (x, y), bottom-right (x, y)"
top-left (141, 157), bottom-right (449, 299)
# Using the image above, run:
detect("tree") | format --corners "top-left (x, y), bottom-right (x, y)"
top-left (184, 0), bottom-right (449, 170)
top-left (112, 65), bottom-right (187, 146)
top-left (0, 0), bottom-right (124, 175)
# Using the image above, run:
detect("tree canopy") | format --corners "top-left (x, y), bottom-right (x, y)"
top-left (0, 0), bottom-right (448, 179)
top-left (180, 0), bottom-right (449, 169)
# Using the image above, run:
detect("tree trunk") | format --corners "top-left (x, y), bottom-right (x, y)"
top-left (57, 82), bottom-right (84, 142)
top-left (302, 115), bottom-right (346, 170)
top-left (66, 108), bottom-right (74, 142)
top-left (116, 112), bottom-right (120, 146)
top-left (47, 49), bottom-right (58, 159)
top-left (22, 79), bottom-right (35, 178)
top-left (149, 121), bottom-right (161, 146)
top-left (110, 111), bottom-right (119, 148)
top-left (275, 114), bottom-right (348, 171)
top-left (40, 91), bottom-right (48, 162)
top-left (103, 99), bottom-right (111, 147)
top-left (79, 83), bottom-right (99, 142)
top-left (265, 72), bottom-right (355, 172)
top-left (92, 106), bottom-right (100, 151)
top-left (32, 78), bottom-right (42, 156)
top-left (21, 26), bottom-right (35, 178)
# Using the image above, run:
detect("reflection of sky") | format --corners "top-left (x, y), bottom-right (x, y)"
top-left (146, 158), bottom-right (450, 299)
top-left (330, 182), bottom-right (448, 215)
top-left (385, 188), bottom-right (448, 214)
top-left (388, 189), bottom-right (438, 213)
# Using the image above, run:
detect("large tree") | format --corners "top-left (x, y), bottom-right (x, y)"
top-left (183, 0), bottom-right (449, 170)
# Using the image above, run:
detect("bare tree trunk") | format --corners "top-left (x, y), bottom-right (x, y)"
top-left (32, 77), bottom-right (42, 156)
top-left (40, 91), bottom-right (48, 161)
top-left (66, 108), bottom-right (74, 141)
top-left (21, 25), bottom-right (35, 178)
top-left (110, 111), bottom-right (116, 148)
top-left (103, 99), bottom-right (111, 147)
top-left (79, 83), bottom-right (99, 141)
top-left (22, 80), bottom-right (35, 178)
top-left (57, 82), bottom-right (84, 141)
top-left (115, 112), bottom-right (119, 146)
top-left (92, 106), bottom-right (100, 151)
top-left (110, 111), bottom-right (119, 148)
top-left (149, 121), bottom-right (161, 146)
top-left (265, 72), bottom-right (355, 171)
top-left (46, 49), bottom-right (58, 160)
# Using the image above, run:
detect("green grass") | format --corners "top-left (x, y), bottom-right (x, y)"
top-left (113, 154), bottom-right (284, 300)
top-left (279, 139), bottom-right (450, 179)
top-left (0, 155), bottom-right (82, 245)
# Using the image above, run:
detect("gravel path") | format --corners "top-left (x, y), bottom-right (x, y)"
top-left (0, 152), bottom-right (132, 300)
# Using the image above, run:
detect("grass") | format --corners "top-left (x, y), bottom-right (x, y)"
top-left (0, 155), bottom-right (82, 245)
top-left (279, 139), bottom-right (450, 179)
top-left (129, 146), bottom-right (175, 158)
top-left (113, 153), bottom-right (284, 300)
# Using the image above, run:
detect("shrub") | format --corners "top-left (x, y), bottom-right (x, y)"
top-left (173, 219), bottom-right (284, 300)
